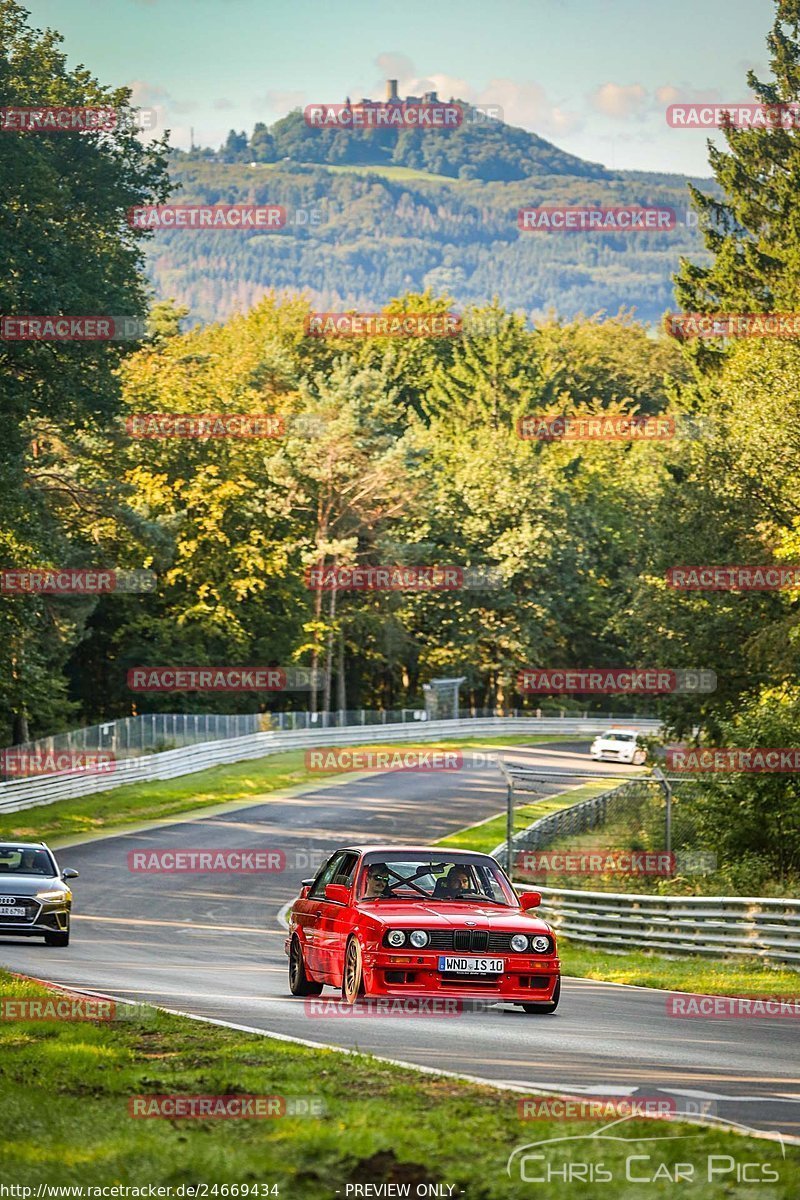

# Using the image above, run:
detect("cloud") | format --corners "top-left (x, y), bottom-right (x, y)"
top-left (477, 78), bottom-right (582, 136)
top-left (589, 82), bottom-right (648, 120)
top-left (253, 89), bottom-right (306, 114)
top-left (374, 52), bottom-right (417, 82)
top-left (655, 84), bottom-right (723, 106)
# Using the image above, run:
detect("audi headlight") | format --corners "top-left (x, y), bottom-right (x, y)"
top-left (531, 935), bottom-right (551, 953)
top-left (387, 929), bottom-right (406, 947)
top-left (35, 889), bottom-right (65, 902)
top-left (409, 930), bottom-right (429, 948)
top-left (510, 934), bottom-right (529, 952)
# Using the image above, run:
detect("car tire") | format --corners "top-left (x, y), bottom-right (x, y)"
top-left (342, 935), bottom-right (365, 1004)
top-left (288, 936), bottom-right (323, 996)
top-left (521, 977), bottom-right (560, 1014)
top-left (44, 930), bottom-right (70, 947)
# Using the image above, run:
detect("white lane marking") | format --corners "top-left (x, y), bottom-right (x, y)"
top-left (277, 900), bottom-right (293, 930)
top-left (563, 975), bottom-right (800, 1007)
top-left (18, 972), bottom-right (795, 1147)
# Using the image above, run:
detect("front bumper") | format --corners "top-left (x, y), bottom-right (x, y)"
top-left (0, 902), bottom-right (70, 938)
top-left (362, 947), bottom-right (560, 1002)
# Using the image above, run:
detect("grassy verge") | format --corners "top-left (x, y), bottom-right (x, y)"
top-left (560, 941), bottom-right (800, 996)
top-left (434, 780), bottom-right (614, 853)
top-left (1, 971), bottom-right (795, 1195)
top-left (0, 735), bottom-right (566, 846)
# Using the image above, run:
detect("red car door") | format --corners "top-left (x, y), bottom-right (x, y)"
top-left (315, 851), bottom-right (360, 985)
top-left (296, 851), bottom-right (347, 977)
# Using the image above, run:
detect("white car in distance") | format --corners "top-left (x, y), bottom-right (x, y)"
top-left (589, 729), bottom-right (646, 765)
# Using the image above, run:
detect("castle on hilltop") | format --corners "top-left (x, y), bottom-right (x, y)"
top-left (344, 80), bottom-right (453, 108)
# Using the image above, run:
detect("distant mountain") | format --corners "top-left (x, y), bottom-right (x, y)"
top-left (176, 90), bottom-right (612, 183)
top-left (154, 95), bottom-right (715, 328)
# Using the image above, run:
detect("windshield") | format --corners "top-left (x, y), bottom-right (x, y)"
top-left (604, 733), bottom-right (636, 742)
top-left (357, 856), bottom-right (516, 905)
top-left (0, 846), bottom-right (55, 877)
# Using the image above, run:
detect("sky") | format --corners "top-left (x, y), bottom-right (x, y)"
top-left (23, 0), bottom-right (777, 175)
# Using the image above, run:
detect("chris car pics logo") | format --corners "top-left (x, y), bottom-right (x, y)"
top-left (507, 1115), bottom-right (785, 1185)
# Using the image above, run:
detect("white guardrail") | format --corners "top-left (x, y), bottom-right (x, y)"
top-left (500, 786), bottom-right (800, 965)
top-left (534, 887), bottom-right (800, 966)
top-left (0, 716), bottom-right (661, 815)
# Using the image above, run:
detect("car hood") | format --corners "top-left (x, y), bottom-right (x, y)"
top-left (0, 875), bottom-right (64, 898)
top-left (355, 900), bottom-right (551, 934)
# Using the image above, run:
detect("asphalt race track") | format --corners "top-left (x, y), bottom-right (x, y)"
top-left (1, 741), bottom-right (798, 1140)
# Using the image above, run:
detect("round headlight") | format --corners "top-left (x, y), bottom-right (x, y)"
top-left (409, 930), bottom-right (429, 948)
top-left (531, 935), bottom-right (551, 953)
top-left (387, 929), bottom-right (406, 947)
top-left (510, 934), bottom-right (529, 952)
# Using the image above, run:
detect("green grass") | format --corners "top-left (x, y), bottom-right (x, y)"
top-left (319, 162), bottom-right (460, 184)
top-left (1, 971), bottom-right (795, 1194)
top-left (0, 734), bottom-right (565, 847)
top-left (560, 941), bottom-right (800, 996)
top-left (435, 780), bottom-right (614, 853)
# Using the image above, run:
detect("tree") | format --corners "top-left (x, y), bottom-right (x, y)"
top-left (0, 0), bottom-right (170, 742)
top-left (674, 0), bottom-right (800, 367)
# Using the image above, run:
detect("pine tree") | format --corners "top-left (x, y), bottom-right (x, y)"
top-left (674, 0), bottom-right (800, 360)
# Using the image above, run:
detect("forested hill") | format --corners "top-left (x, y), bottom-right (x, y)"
top-left (175, 104), bottom-right (612, 182)
top-left (148, 158), bottom-right (714, 327)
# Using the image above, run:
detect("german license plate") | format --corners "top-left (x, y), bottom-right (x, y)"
top-left (0, 907), bottom-right (26, 917)
top-left (438, 956), bottom-right (504, 974)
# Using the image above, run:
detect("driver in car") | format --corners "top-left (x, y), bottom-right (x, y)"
top-left (439, 866), bottom-right (472, 896)
top-left (362, 862), bottom-right (392, 898)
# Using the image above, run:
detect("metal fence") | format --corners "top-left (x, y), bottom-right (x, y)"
top-left (2, 706), bottom-right (658, 775)
top-left (535, 886), bottom-right (800, 964)
top-left (2, 713), bottom-right (263, 773)
top-left (0, 714), bottom-right (661, 815)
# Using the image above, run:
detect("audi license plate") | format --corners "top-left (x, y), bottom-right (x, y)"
top-left (438, 956), bottom-right (504, 974)
top-left (0, 907), bottom-right (26, 917)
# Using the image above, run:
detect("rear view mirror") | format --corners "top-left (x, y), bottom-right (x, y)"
top-left (519, 891), bottom-right (541, 910)
top-left (62, 868), bottom-right (79, 880)
top-left (324, 883), bottom-right (350, 905)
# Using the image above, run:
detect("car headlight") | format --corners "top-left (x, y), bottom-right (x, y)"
top-left (510, 934), bottom-right (529, 952)
top-left (530, 935), bottom-right (551, 953)
top-left (35, 889), bottom-right (65, 902)
top-left (387, 929), bottom-right (406, 947)
top-left (409, 930), bottom-right (429, 948)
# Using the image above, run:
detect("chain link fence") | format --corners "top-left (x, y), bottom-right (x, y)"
top-left (497, 767), bottom-right (719, 894)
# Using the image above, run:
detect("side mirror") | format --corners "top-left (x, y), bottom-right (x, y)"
top-left (519, 891), bottom-right (541, 910)
top-left (62, 868), bottom-right (79, 880)
top-left (324, 883), bottom-right (350, 905)
top-left (299, 879), bottom-right (313, 898)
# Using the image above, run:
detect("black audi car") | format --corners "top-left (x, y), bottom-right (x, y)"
top-left (0, 842), bottom-right (78, 946)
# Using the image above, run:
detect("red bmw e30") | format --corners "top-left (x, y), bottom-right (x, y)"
top-left (285, 846), bottom-right (561, 1013)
